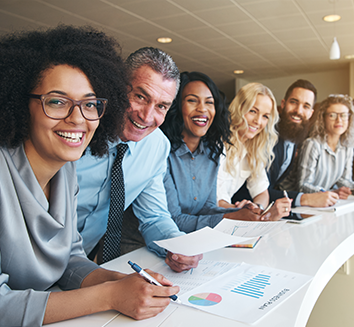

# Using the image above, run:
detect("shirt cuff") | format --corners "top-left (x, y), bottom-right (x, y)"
top-left (295, 193), bottom-right (303, 207)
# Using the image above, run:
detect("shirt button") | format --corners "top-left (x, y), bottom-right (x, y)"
top-left (192, 176), bottom-right (196, 180)
top-left (191, 157), bottom-right (194, 160)
top-left (194, 197), bottom-right (197, 200)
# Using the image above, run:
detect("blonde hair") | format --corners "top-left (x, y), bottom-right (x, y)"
top-left (310, 94), bottom-right (354, 146)
top-left (225, 82), bottom-right (279, 180)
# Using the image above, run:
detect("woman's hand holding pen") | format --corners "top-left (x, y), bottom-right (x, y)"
top-left (265, 197), bottom-right (292, 221)
top-left (104, 270), bottom-right (179, 320)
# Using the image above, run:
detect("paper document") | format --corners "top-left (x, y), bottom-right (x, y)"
top-left (154, 227), bottom-right (253, 256)
top-left (293, 197), bottom-right (354, 214)
top-left (106, 305), bottom-right (177, 327)
top-left (179, 263), bottom-right (312, 324)
top-left (150, 260), bottom-right (241, 294)
top-left (214, 219), bottom-right (286, 237)
top-left (214, 219), bottom-right (286, 248)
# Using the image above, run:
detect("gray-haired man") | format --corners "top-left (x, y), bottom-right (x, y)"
top-left (77, 47), bottom-right (202, 272)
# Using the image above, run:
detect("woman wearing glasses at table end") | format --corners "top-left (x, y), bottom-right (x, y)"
top-left (0, 25), bottom-right (178, 326)
top-left (294, 94), bottom-right (354, 198)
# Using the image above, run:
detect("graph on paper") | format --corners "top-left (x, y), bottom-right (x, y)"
top-left (188, 293), bottom-right (222, 306)
top-left (179, 263), bottom-right (313, 324)
top-left (229, 272), bottom-right (271, 299)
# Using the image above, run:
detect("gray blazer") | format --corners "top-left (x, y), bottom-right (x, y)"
top-left (0, 145), bottom-right (98, 326)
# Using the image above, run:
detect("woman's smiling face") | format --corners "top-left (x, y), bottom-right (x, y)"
top-left (181, 81), bottom-right (216, 144)
top-left (324, 103), bottom-right (350, 139)
top-left (240, 94), bottom-right (272, 140)
top-left (25, 64), bottom-right (100, 168)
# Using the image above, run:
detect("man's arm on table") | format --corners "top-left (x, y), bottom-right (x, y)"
top-left (132, 171), bottom-right (202, 272)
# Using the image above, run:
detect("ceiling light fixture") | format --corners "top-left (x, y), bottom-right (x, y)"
top-left (157, 37), bottom-right (172, 44)
top-left (330, 37), bottom-right (340, 60)
top-left (233, 70), bottom-right (244, 74)
top-left (327, 0), bottom-right (340, 60)
top-left (323, 14), bottom-right (341, 22)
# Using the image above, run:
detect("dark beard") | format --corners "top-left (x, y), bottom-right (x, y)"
top-left (277, 110), bottom-right (310, 145)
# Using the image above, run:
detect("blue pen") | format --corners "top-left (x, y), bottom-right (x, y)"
top-left (320, 188), bottom-right (326, 192)
top-left (128, 261), bottom-right (181, 304)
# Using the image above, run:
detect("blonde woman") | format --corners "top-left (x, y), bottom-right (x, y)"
top-left (217, 83), bottom-right (291, 220)
top-left (296, 94), bottom-right (354, 197)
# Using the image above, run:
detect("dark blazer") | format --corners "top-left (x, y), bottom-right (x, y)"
top-left (231, 137), bottom-right (298, 207)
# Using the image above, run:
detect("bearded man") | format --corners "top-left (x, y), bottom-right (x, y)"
top-left (233, 79), bottom-right (339, 207)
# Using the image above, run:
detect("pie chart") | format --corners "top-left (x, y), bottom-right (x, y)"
top-left (188, 292), bottom-right (222, 306)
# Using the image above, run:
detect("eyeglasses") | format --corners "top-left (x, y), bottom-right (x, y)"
top-left (325, 112), bottom-right (350, 120)
top-left (29, 94), bottom-right (107, 121)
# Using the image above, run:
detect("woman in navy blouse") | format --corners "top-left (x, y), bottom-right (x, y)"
top-left (161, 72), bottom-right (263, 232)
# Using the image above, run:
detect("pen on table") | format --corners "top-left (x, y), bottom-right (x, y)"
top-left (128, 261), bottom-right (181, 304)
top-left (260, 201), bottom-right (274, 217)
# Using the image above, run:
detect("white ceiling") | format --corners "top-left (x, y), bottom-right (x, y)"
top-left (1, 0), bottom-right (354, 99)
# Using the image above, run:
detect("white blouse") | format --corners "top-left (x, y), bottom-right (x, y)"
top-left (217, 149), bottom-right (269, 204)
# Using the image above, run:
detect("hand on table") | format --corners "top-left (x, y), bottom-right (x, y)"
top-left (165, 251), bottom-right (203, 273)
top-left (333, 186), bottom-right (351, 199)
top-left (234, 199), bottom-right (258, 209)
top-left (301, 191), bottom-right (339, 207)
top-left (223, 205), bottom-right (262, 221)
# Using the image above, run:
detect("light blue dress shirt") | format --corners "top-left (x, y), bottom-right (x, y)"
top-left (164, 141), bottom-right (237, 233)
top-left (277, 140), bottom-right (295, 181)
top-left (76, 128), bottom-right (184, 257)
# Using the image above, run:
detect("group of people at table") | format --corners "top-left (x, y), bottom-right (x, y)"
top-left (1, 25), bottom-right (354, 326)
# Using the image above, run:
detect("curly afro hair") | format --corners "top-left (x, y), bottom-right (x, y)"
top-left (0, 24), bottom-right (130, 157)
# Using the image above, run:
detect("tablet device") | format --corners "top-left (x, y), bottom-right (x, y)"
top-left (282, 212), bottom-right (322, 224)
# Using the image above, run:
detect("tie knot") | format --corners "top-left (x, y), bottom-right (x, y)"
top-left (116, 143), bottom-right (128, 162)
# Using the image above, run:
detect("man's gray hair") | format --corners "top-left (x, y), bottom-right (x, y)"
top-left (126, 47), bottom-right (180, 93)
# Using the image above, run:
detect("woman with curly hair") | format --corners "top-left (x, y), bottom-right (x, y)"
top-left (161, 72), bottom-right (262, 232)
top-left (0, 25), bottom-right (178, 326)
top-left (217, 83), bottom-right (291, 220)
top-left (295, 94), bottom-right (354, 197)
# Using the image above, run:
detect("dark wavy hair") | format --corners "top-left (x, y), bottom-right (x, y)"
top-left (284, 79), bottom-right (317, 104)
top-left (0, 25), bottom-right (130, 157)
top-left (160, 71), bottom-right (231, 164)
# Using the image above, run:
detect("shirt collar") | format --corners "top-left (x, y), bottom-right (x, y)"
top-left (174, 140), bottom-right (206, 157)
top-left (108, 139), bottom-right (135, 156)
top-left (323, 138), bottom-right (344, 154)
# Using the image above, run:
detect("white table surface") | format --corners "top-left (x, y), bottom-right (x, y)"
top-left (48, 209), bottom-right (354, 327)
